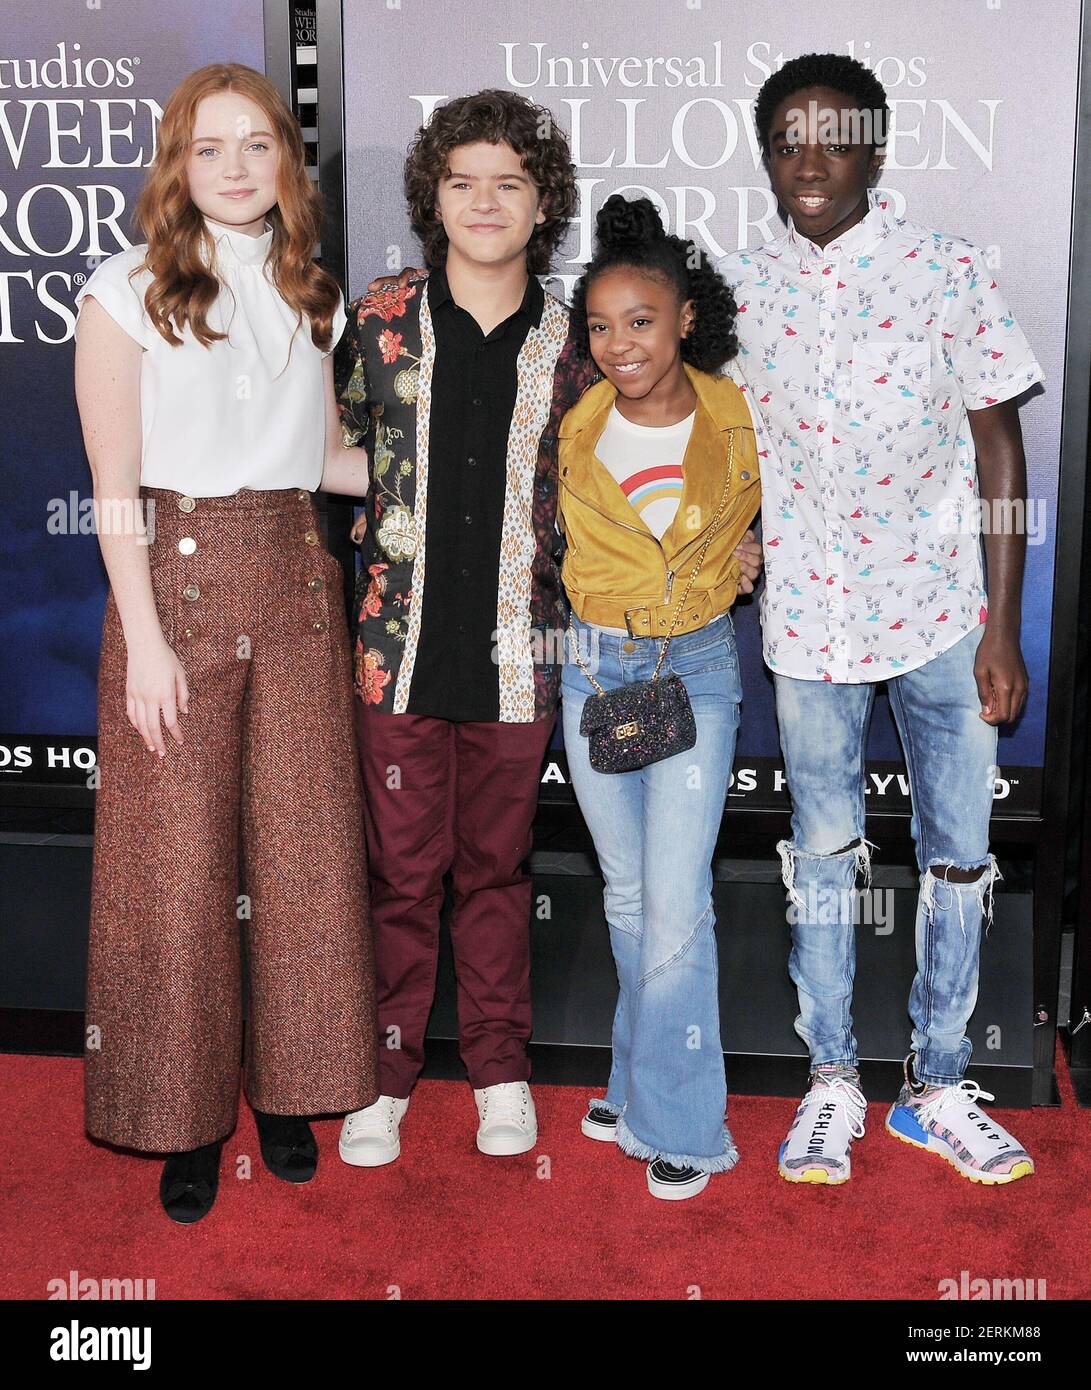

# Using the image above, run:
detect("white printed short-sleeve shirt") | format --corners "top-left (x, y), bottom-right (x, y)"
top-left (717, 190), bottom-right (1044, 683)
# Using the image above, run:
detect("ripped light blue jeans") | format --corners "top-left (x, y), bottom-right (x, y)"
top-left (773, 625), bottom-right (1000, 1087)
top-left (562, 609), bottom-right (742, 1173)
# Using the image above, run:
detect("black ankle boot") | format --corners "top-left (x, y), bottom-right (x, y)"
top-left (253, 1110), bottom-right (318, 1183)
top-left (159, 1140), bottom-right (223, 1224)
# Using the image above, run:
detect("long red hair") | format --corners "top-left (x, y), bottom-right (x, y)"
top-left (132, 64), bottom-right (340, 350)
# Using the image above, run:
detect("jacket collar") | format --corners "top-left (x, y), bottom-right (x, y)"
top-left (559, 361), bottom-right (753, 560)
top-left (559, 359), bottom-right (751, 440)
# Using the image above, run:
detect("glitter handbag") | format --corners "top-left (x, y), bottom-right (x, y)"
top-left (567, 433), bottom-right (736, 774)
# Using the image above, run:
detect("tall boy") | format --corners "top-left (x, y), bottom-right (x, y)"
top-left (718, 54), bottom-right (1043, 1185)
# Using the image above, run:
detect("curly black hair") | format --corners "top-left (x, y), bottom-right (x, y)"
top-left (403, 89), bottom-right (577, 275)
top-left (753, 52), bottom-right (889, 158)
top-left (570, 195), bottom-right (738, 373)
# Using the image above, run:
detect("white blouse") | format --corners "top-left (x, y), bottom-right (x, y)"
top-left (74, 215), bottom-right (347, 496)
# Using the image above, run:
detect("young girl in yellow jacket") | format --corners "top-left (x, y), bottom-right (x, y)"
top-left (558, 194), bottom-right (760, 1200)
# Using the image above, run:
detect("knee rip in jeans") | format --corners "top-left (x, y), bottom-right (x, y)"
top-left (636, 900), bottom-right (715, 990)
top-left (775, 837), bottom-right (877, 915)
top-left (921, 855), bottom-right (1001, 937)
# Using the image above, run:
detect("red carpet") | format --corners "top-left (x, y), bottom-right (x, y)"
top-left (3, 1051), bottom-right (1089, 1300)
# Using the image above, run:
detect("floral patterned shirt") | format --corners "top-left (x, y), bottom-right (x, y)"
top-left (335, 274), bottom-right (598, 720)
top-left (717, 190), bottom-right (1044, 682)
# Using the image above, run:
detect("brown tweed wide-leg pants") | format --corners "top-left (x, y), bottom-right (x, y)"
top-left (85, 486), bottom-right (377, 1152)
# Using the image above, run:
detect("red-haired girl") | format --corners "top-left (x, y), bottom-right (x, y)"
top-left (73, 64), bottom-right (375, 1223)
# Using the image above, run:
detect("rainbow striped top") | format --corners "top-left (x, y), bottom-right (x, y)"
top-left (595, 404), bottom-right (694, 540)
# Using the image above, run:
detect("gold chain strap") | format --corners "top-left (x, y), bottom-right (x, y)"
top-left (567, 429), bottom-right (736, 694)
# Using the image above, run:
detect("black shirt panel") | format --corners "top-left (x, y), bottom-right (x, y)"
top-left (406, 267), bottom-right (545, 722)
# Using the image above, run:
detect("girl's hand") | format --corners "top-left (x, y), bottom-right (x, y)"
top-left (125, 635), bottom-right (189, 756)
top-left (350, 513), bottom-right (368, 544)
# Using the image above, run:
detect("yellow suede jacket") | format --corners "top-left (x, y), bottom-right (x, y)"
top-left (557, 362), bottom-right (761, 637)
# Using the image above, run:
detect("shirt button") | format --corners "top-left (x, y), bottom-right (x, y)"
top-left (308, 577), bottom-right (325, 592)
top-left (297, 489), bottom-right (309, 501)
top-left (464, 515), bottom-right (472, 525)
top-left (740, 470), bottom-right (751, 481)
top-left (467, 457), bottom-right (477, 468)
top-left (312, 620), bottom-right (327, 633)
top-left (177, 496), bottom-right (196, 513)
top-left (183, 583), bottom-right (201, 601)
top-left (177, 537), bottom-right (197, 555)
top-left (461, 567), bottom-right (470, 578)
top-left (472, 398), bottom-right (482, 407)
top-left (304, 530), bottom-right (319, 546)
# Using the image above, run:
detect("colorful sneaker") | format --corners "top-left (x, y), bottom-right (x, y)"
top-left (580, 1103), bottom-right (619, 1142)
top-left (886, 1080), bottom-right (1035, 1185)
top-left (778, 1065), bottom-right (867, 1185)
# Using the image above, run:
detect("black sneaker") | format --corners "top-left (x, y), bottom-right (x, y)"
top-left (254, 1111), bottom-right (318, 1183)
top-left (159, 1140), bottom-right (224, 1224)
top-left (580, 1104), bottom-right (619, 1142)
top-left (646, 1157), bottom-right (710, 1200)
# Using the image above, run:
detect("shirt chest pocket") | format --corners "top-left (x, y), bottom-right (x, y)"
top-left (849, 340), bottom-right (931, 428)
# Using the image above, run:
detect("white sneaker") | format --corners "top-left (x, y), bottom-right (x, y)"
top-left (778, 1067), bottom-right (867, 1185)
top-left (338, 1095), bottom-right (410, 1168)
top-left (473, 1082), bottom-right (537, 1156)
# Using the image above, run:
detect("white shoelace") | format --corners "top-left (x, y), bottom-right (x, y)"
top-left (801, 1076), bottom-right (867, 1140)
top-left (916, 1079), bottom-right (995, 1129)
top-left (344, 1097), bottom-right (398, 1137)
top-left (481, 1084), bottom-right (530, 1126)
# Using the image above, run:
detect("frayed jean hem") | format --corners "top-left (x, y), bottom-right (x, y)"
top-left (588, 1095), bottom-right (623, 1116)
top-left (615, 1113), bottom-right (740, 1174)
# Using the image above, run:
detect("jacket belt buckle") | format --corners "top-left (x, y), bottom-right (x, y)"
top-left (623, 606), bottom-right (650, 639)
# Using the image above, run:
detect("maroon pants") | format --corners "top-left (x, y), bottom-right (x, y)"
top-left (355, 704), bottom-right (554, 1097)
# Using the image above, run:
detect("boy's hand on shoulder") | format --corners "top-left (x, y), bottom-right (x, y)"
top-left (366, 266), bottom-right (427, 294)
